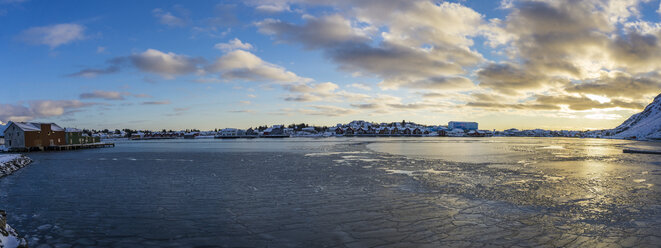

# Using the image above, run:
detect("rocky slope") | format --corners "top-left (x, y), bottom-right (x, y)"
top-left (0, 155), bottom-right (32, 178)
top-left (612, 93), bottom-right (661, 140)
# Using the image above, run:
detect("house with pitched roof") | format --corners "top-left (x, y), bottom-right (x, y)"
top-left (3, 122), bottom-right (66, 151)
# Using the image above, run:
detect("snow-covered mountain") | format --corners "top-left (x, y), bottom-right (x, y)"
top-left (611, 93), bottom-right (661, 140)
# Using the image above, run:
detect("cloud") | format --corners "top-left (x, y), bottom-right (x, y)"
top-left (466, 93), bottom-right (645, 112)
top-left (566, 72), bottom-right (661, 99)
top-left (256, 2), bottom-right (486, 90)
top-left (284, 94), bottom-right (321, 102)
top-left (348, 83), bottom-right (371, 91)
top-left (153, 7), bottom-right (189, 27)
top-left (281, 82), bottom-right (372, 103)
top-left (257, 14), bottom-right (371, 49)
top-left (79, 91), bottom-right (129, 100)
top-left (133, 94), bottom-right (152, 98)
top-left (381, 76), bottom-right (476, 90)
top-left (142, 100), bottom-right (171, 105)
top-left (476, 62), bottom-right (555, 95)
top-left (66, 65), bottom-right (120, 78)
top-left (282, 82), bottom-right (338, 102)
top-left (78, 91), bottom-right (151, 101)
top-left (129, 49), bottom-right (203, 79)
top-left (207, 50), bottom-right (311, 83)
top-left (297, 105), bottom-right (358, 116)
top-left (214, 38), bottom-right (254, 52)
top-left (17, 23), bottom-right (86, 48)
top-left (228, 109), bottom-right (255, 113)
top-left (67, 49), bottom-right (202, 79)
top-left (0, 100), bottom-right (96, 123)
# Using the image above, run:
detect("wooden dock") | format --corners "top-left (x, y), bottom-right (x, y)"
top-left (9, 142), bottom-right (115, 152)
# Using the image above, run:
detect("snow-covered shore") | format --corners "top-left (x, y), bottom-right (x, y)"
top-left (0, 210), bottom-right (28, 248)
top-left (0, 155), bottom-right (31, 247)
top-left (0, 154), bottom-right (32, 178)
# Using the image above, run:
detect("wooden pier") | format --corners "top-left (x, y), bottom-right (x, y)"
top-left (9, 142), bottom-right (115, 152)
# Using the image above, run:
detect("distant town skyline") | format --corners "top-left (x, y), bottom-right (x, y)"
top-left (2, 0), bottom-right (661, 131)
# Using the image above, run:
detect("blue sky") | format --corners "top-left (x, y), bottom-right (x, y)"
top-left (2, 0), bottom-right (661, 130)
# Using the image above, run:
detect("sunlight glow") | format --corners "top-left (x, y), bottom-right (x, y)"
top-left (585, 113), bottom-right (621, 120)
top-left (585, 94), bottom-right (611, 104)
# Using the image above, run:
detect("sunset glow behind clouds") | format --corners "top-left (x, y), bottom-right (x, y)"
top-left (1, 0), bottom-right (660, 130)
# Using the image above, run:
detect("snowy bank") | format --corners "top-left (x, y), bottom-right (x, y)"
top-left (611, 93), bottom-right (661, 141)
top-left (0, 154), bottom-right (32, 178)
top-left (0, 155), bottom-right (31, 248)
top-left (0, 210), bottom-right (28, 248)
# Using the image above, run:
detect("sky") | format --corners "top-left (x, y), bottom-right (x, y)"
top-left (1, 0), bottom-right (661, 131)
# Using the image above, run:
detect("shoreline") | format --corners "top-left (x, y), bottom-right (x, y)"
top-left (0, 155), bottom-right (32, 178)
top-left (0, 154), bottom-right (31, 248)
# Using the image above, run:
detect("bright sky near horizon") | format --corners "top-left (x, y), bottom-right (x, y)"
top-left (1, 0), bottom-right (661, 131)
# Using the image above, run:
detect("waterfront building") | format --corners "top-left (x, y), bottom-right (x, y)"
top-left (262, 125), bottom-right (286, 136)
top-left (65, 128), bottom-right (86, 144)
top-left (3, 122), bottom-right (66, 150)
top-left (220, 128), bottom-right (238, 137)
top-left (448, 121), bottom-right (478, 131)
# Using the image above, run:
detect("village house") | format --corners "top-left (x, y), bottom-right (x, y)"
top-left (261, 125), bottom-right (288, 137)
top-left (378, 127), bottom-right (390, 135)
top-left (3, 122), bottom-right (66, 151)
top-left (331, 127), bottom-right (344, 135)
top-left (65, 128), bottom-right (99, 144)
top-left (344, 127), bottom-right (355, 135)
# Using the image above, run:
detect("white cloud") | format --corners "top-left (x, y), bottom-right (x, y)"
top-left (214, 38), bottom-right (254, 52)
top-left (129, 49), bottom-right (202, 79)
top-left (348, 83), bottom-right (371, 91)
top-left (207, 50), bottom-right (311, 83)
top-left (17, 23), bottom-right (86, 48)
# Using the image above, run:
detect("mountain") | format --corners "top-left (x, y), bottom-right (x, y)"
top-left (611, 93), bottom-right (661, 140)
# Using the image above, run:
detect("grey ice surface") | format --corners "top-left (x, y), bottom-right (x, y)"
top-left (0, 137), bottom-right (659, 247)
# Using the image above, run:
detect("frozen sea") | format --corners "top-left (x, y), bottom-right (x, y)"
top-left (0, 137), bottom-right (660, 247)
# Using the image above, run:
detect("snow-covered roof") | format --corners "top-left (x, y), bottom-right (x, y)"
top-left (12, 122), bottom-right (41, 131)
top-left (65, 128), bottom-right (82, 133)
top-left (50, 124), bottom-right (64, 131)
top-left (10, 122), bottom-right (64, 132)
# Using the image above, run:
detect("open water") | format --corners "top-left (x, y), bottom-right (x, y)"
top-left (0, 137), bottom-right (659, 247)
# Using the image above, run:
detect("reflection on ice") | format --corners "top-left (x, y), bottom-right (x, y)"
top-left (539, 145), bottom-right (564, 149)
